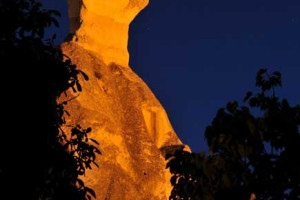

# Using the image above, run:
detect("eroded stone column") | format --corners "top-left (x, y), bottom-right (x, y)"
top-left (61, 1), bottom-right (189, 199)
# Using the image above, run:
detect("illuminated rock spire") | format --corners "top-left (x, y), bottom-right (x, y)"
top-left (62, 0), bottom-right (190, 199)
top-left (66, 0), bottom-right (149, 66)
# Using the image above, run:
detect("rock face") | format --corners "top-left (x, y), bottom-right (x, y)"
top-left (66, 0), bottom-right (149, 66)
top-left (61, 0), bottom-right (189, 199)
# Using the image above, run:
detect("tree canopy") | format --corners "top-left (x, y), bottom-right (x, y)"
top-left (0, 0), bottom-right (100, 199)
top-left (167, 69), bottom-right (300, 200)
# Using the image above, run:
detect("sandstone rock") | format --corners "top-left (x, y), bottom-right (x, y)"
top-left (66, 0), bottom-right (149, 66)
top-left (61, 0), bottom-right (189, 199)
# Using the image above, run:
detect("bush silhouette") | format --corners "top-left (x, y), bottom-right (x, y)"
top-left (0, 0), bottom-right (100, 199)
top-left (167, 69), bottom-right (300, 200)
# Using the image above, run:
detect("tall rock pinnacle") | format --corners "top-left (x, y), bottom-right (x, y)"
top-left (61, 0), bottom-right (189, 199)
top-left (67, 0), bottom-right (148, 66)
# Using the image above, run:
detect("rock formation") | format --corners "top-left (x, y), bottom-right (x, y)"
top-left (61, 0), bottom-right (189, 199)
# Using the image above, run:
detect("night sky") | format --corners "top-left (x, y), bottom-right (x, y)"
top-left (41, 0), bottom-right (300, 152)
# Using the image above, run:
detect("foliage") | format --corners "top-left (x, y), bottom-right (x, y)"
top-left (0, 0), bottom-right (100, 199)
top-left (167, 69), bottom-right (300, 200)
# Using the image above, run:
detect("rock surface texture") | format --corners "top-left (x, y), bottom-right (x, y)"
top-left (61, 0), bottom-right (189, 199)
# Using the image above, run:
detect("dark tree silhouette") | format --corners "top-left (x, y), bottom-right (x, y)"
top-left (167, 69), bottom-right (300, 200)
top-left (0, 0), bottom-right (100, 199)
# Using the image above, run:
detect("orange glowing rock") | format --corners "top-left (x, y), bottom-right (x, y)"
top-left (61, 0), bottom-right (190, 199)
top-left (66, 0), bottom-right (149, 66)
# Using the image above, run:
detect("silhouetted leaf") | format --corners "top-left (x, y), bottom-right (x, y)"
top-left (85, 187), bottom-right (96, 198)
top-left (76, 81), bottom-right (82, 92)
top-left (93, 161), bottom-right (99, 168)
top-left (243, 92), bottom-right (252, 102)
top-left (79, 70), bottom-right (89, 81)
top-left (50, 9), bottom-right (61, 17)
top-left (77, 179), bottom-right (84, 188)
top-left (86, 127), bottom-right (92, 133)
top-left (90, 139), bottom-right (99, 145)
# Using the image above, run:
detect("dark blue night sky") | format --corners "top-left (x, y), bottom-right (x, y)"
top-left (41, 0), bottom-right (300, 152)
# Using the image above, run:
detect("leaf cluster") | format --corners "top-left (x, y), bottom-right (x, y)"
top-left (0, 1), bottom-right (100, 199)
top-left (167, 69), bottom-right (300, 200)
